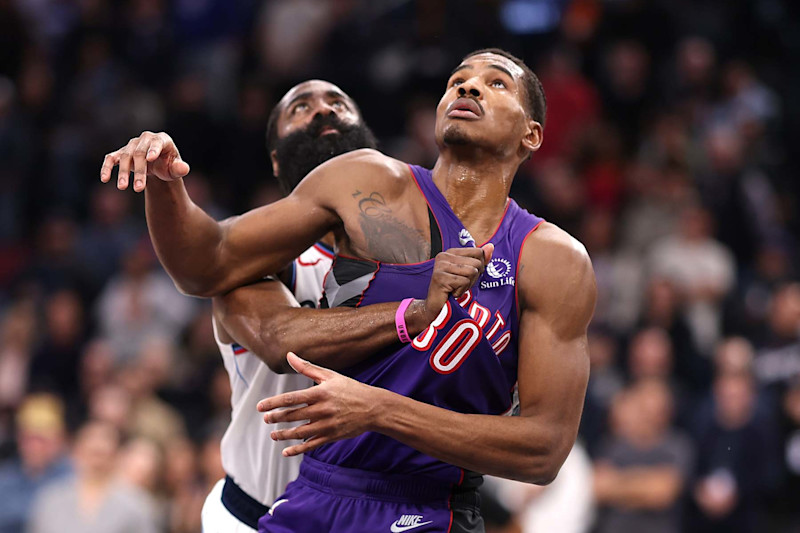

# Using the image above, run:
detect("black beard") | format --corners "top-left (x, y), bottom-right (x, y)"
top-left (273, 114), bottom-right (378, 195)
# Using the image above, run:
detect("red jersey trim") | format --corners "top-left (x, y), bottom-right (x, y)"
top-left (313, 243), bottom-right (334, 259)
top-left (355, 261), bottom-right (381, 308)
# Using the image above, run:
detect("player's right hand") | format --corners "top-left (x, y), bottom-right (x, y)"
top-left (100, 131), bottom-right (190, 192)
top-left (422, 243), bottom-right (494, 321)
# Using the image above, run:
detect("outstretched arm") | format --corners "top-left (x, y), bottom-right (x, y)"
top-left (101, 133), bottom-right (382, 296)
top-left (214, 246), bottom-right (494, 373)
top-left (258, 223), bottom-right (595, 484)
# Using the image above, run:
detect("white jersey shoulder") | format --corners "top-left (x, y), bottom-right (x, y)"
top-left (215, 243), bottom-right (333, 506)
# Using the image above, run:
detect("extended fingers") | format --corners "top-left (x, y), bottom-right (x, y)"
top-left (117, 148), bottom-right (132, 190)
top-left (263, 403), bottom-right (326, 424)
top-left (257, 389), bottom-right (316, 412)
top-left (100, 152), bottom-right (120, 183)
top-left (282, 435), bottom-right (329, 457)
top-left (132, 137), bottom-right (152, 192)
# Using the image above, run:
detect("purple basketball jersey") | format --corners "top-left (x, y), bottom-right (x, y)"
top-left (313, 165), bottom-right (544, 485)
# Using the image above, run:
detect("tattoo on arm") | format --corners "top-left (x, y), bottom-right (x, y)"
top-left (357, 191), bottom-right (429, 263)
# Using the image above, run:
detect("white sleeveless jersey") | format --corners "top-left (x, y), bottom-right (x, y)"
top-left (214, 243), bottom-right (334, 506)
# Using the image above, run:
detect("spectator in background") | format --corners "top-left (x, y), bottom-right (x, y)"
top-left (594, 379), bottom-right (693, 533)
top-left (95, 239), bottom-right (195, 362)
top-left (582, 208), bottom-right (644, 333)
top-left (76, 186), bottom-right (141, 288)
top-left (627, 327), bottom-right (676, 385)
top-left (19, 213), bottom-right (94, 302)
top-left (164, 438), bottom-right (206, 533)
top-left (581, 328), bottom-right (624, 452)
top-left (734, 241), bottom-right (794, 336)
top-left (618, 161), bottom-right (695, 256)
top-left (696, 124), bottom-right (781, 267)
top-left (773, 378), bottom-right (800, 532)
top-left (0, 300), bottom-right (37, 451)
top-left (28, 289), bottom-right (86, 401)
top-left (714, 337), bottom-right (755, 378)
top-left (533, 47), bottom-right (599, 165)
top-left (0, 394), bottom-right (70, 533)
top-left (754, 283), bottom-right (800, 388)
top-left (688, 372), bottom-right (781, 533)
top-left (649, 203), bottom-right (736, 355)
top-left (76, 339), bottom-right (116, 416)
top-left (117, 437), bottom-right (166, 527)
top-left (29, 420), bottom-right (158, 533)
top-left (598, 40), bottom-right (652, 151)
top-left (668, 36), bottom-right (717, 124)
top-left (87, 383), bottom-right (132, 436)
top-left (116, 337), bottom-right (187, 449)
top-left (638, 278), bottom-right (710, 393)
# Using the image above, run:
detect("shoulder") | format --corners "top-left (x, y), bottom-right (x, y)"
top-left (306, 149), bottom-right (408, 185)
top-left (519, 222), bottom-right (594, 292)
top-left (295, 149), bottom-right (412, 199)
top-left (517, 222), bottom-right (596, 324)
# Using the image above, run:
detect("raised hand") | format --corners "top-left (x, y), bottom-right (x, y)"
top-left (257, 352), bottom-right (380, 456)
top-left (100, 131), bottom-right (190, 192)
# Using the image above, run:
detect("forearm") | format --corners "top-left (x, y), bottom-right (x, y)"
top-left (219, 294), bottom-right (433, 373)
top-left (145, 178), bottom-right (228, 296)
top-left (371, 389), bottom-right (564, 484)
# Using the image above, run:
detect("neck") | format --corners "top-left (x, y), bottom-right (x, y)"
top-left (319, 231), bottom-right (336, 249)
top-left (431, 150), bottom-right (518, 242)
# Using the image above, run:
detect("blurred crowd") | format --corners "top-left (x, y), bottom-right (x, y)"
top-left (0, 0), bottom-right (799, 532)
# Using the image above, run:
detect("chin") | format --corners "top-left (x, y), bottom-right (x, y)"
top-left (442, 124), bottom-right (476, 146)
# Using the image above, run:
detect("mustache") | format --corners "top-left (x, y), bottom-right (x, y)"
top-left (305, 113), bottom-right (354, 137)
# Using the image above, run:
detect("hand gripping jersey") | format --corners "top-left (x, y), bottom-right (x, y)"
top-left (314, 165), bottom-right (543, 486)
top-left (214, 242), bottom-right (334, 506)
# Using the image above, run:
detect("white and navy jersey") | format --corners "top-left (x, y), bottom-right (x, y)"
top-left (215, 242), bottom-right (334, 507)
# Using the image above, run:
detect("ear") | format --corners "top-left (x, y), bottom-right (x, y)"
top-left (521, 119), bottom-right (543, 154)
top-left (270, 149), bottom-right (280, 177)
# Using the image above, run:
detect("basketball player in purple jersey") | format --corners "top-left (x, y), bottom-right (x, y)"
top-left (101, 49), bottom-right (595, 532)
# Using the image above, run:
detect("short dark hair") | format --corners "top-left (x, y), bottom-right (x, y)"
top-left (462, 48), bottom-right (547, 127)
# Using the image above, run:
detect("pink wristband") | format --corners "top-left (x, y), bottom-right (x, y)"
top-left (395, 298), bottom-right (414, 343)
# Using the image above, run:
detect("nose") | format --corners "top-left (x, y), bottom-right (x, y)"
top-left (312, 100), bottom-right (338, 118)
top-left (457, 83), bottom-right (481, 99)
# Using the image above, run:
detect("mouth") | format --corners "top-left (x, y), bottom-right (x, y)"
top-left (319, 126), bottom-right (340, 136)
top-left (447, 98), bottom-right (482, 120)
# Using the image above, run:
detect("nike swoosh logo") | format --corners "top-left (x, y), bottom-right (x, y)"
top-left (390, 520), bottom-right (433, 532)
top-left (269, 499), bottom-right (288, 516)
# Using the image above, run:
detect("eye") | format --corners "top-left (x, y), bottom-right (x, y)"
top-left (450, 78), bottom-right (464, 87)
top-left (491, 79), bottom-right (507, 89)
top-left (332, 100), bottom-right (346, 109)
top-left (291, 102), bottom-right (309, 114)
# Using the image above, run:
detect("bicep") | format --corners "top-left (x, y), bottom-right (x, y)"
top-left (516, 227), bottom-right (596, 461)
top-left (215, 188), bottom-right (338, 291)
top-left (517, 308), bottom-right (590, 450)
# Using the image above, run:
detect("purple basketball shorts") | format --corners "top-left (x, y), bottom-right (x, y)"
top-left (258, 456), bottom-right (483, 533)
